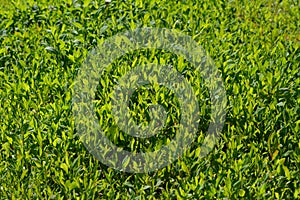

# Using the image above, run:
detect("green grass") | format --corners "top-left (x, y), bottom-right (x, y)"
top-left (0, 0), bottom-right (299, 199)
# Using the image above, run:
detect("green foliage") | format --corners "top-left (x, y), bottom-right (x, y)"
top-left (0, 0), bottom-right (299, 199)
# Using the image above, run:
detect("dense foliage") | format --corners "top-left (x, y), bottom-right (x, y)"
top-left (0, 0), bottom-right (299, 199)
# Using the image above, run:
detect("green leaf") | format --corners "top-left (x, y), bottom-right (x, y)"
top-left (282, 165), bottom-right (290, 180)
top-left (239, 189), bottom-right (245, 197)
top-left (60, 163), bottom-right (69, 174)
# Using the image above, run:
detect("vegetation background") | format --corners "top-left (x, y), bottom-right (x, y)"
top-left (0, 0), bottom-right (299, 199)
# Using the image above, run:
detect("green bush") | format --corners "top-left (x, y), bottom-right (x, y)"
top-left (0, 0), bottom-right (299, 199)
